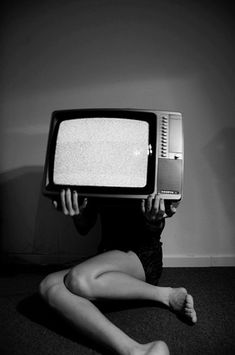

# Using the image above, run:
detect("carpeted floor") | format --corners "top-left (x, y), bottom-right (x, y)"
top-left (0, 265), bottom-right (234, 355)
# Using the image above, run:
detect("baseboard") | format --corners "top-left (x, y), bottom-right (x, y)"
top-left (163, 255), bottom-right (235, 267)
top-left (0, 253), bottom-right (86, 266)
top-left (1, 253), bottom-right (235, 267)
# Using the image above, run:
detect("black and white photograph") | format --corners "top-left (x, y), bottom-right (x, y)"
top-left (1, 1), bottom-right (235, 354)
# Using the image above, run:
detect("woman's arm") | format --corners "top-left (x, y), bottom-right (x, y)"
top-left (53, 189), bottom-right (98, 235)
top-left (141, 194), bottom-right (178, 233)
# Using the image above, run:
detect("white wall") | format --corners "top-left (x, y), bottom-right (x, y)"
top-left (1, 0), bottom-right (235, 266)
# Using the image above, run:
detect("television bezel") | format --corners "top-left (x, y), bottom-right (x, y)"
top-left (43, 108), bottom-right (157, 199)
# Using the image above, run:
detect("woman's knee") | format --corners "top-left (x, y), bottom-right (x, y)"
top-left (39, 273), bottom-right (63, 304)
top-left (39, 269), bottom-right (69, 299)
top-left (64, 267), bottom-right (95, 300)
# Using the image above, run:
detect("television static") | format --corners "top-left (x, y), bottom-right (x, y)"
top-left (54, 117), bottom-right (149, 188)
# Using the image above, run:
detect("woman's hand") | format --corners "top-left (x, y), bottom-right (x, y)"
top-left (53, 189), bottom-right (88, 216)
top-left (141, 194), bottom-right (177, 224)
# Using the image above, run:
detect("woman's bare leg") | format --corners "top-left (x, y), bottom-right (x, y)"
top-left (40, 267), bottom-right (169, 355)
top-left (64, 250), bottom-right (196, 323)
top-left (40, 275), bottom-right (140, 355)
top-left (39, 250), bottom-right (196, 354)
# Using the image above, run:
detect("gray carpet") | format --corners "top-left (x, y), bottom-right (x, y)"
top-left (0, 265), bottom-right (234, 355)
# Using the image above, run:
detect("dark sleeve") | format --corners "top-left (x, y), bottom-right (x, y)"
top-left (72, 201), bottom-right (98, 235)
top-left (143, 217), bottom-right (166, 237)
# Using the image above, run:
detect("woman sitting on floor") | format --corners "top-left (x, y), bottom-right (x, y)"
top-left (39, 189), bottom-right (197, 355)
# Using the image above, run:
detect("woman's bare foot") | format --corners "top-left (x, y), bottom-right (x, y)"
top-left (184, 294), bottom-right (197, 323)
top-left (133, 341), bottom-right (170, 355)
top-left (168, 288), bottom-right (197, 324)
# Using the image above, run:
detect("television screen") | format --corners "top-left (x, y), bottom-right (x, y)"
top-left (53, 118), bottom-right (149, 188)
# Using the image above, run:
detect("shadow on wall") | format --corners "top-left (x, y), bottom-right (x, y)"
top-left (203, 127), bottom-right (235, 219)
top-left (0, 166), bottom-right (100, 263)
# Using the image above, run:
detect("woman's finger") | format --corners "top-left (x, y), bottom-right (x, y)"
top-left (66, 188), bottom-right (74, 215)
top-left (153, 194), bottom-right (160, 214)
top-left (146, 195), bottom-right (153, 212)
top-left (159, 198), bottom-right (165, 215)
top-left (141, 199), bottom-right (145, 214)
top-left (72, 190), bottom-right (80, 214)
top-left (61, 189), bottom-right (69, 215)
top-left (80, 197), bottom-right (88, 211)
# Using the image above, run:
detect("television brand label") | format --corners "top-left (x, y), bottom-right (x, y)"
top-left (160, 190), bottom-right (179, 194)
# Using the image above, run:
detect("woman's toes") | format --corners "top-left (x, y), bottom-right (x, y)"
top-left (186, 294), bottom-right (194, 307)
top-left (185, 294), bottom-right (197, 323)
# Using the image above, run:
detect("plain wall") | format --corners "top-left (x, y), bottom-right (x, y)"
top-left (1, 0), bottom-right (235, 266)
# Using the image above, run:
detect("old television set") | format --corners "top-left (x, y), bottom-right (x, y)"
top-left (43, 109), bottom-right (184, 201)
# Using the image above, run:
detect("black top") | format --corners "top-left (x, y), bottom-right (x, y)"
top-left (73, 198), bottom-right (165, 254)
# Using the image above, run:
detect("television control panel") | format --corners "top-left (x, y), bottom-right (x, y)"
top-left (156, 112), bottom-right (183, 200)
